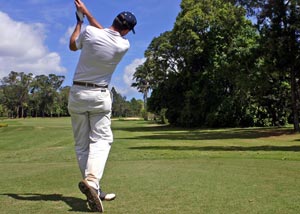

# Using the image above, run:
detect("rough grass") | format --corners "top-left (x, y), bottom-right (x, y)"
top-left (0, 118), bottom-right (300, 213)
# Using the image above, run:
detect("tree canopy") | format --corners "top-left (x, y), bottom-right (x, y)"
top-left (0, 72), bottom-right (143, 119)
top-left (132, 0), bottom-right (300, 130)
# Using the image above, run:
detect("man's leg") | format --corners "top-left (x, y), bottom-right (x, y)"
top-left (85, 111), bottom-right (112, 189)
top-left (70, 111), bottom-right (90, 178)
top-left (71, 111), bottom-right (106, 212)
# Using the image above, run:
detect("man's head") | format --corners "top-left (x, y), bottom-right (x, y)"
top-left (112, 11), bottom-right (137, 36)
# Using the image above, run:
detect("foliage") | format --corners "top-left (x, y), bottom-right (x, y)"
top-left (257, 0), bottom-right (300, 131)
top-left (0, 71), bottom-right (66, 118)
top-left (30, 74), bottom-right (65, 117)
top-left (0, 72), bottom-right (143, 119)
top-left (133, 0), bottom-right (300, 129)
top-left (1, 71), bottom-right (33, 118)
top-left (111, 87), bottom-right (143, 118)
top-left (144, 0), bottom-right (260, 127)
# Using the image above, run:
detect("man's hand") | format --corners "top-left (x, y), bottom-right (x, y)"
top-left (75, 0), bottom-right (88, 15)
top-left (74, 0), bottom-right (103, 29)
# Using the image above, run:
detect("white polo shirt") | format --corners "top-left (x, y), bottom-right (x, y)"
top-left (73, 26), bottom-right (130, 86)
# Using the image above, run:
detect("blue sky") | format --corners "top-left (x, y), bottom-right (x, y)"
top-left (0, 0), bottom-right (181, 100)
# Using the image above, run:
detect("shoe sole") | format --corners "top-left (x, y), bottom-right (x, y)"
top-left (78, 180), bottom-right (104, 212)
top-left (100, 192), bottom-right (116, 201)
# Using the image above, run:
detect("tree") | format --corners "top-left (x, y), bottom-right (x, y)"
top-left (111, 87), bottom-right (127, 117)
top-left (128, 98), bottom-right (143, 117)
top-left (256, 0), bottom-right (300, 131)
top-left (132, 31), bottom-right (177, 112)
top-left (132, 64), bottom-right (150, 110)
top-left (1, 71), bottom-right (142, 119)
top-left (29, 74), bottom-right (64, 117)
top-left (0, 86), bottom-right (5, 117)
top-left (1, 71), bottom-right (33, 118)
top-left (145, 0), bottom-right (260, 127)
top-left (232, 0), bottom-right (300, 130)
top-left (111, 87), bottom-right (143, 118)
top-left (58, 86), bottom-right (71, 116)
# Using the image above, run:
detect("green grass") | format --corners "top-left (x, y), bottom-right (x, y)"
top-left (0, 118), bottom-right (300, 213)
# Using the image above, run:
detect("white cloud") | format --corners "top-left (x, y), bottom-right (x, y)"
top-left (59, 25), bottom-right (87, 45)
top-left (0, 11), bottom-right (66, 78)
top-left (114, 58), bottom-right (146, 99)
top-left (123, 58), bottom-right (146, 86)
top-left (59, 26), bottom-right (74, 45)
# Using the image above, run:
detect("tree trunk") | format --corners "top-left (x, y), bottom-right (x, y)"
top-left (289, 4), bottom-right (299, 132)
top-left (21, 106), bottom-right (24, 118)
top-left (291, 68), bottom-right (300, 132)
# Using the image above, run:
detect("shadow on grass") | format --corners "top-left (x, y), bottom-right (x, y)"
top-left (1, 193), bottom-right (91, 212)
top-left (129, 145), bottom-right (300, 152)
top-left (116, 128), bottom-right (295, 141)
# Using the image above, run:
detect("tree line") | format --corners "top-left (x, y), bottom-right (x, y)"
top-left (0, 71), bottom-right (143, 118)
top-left (132, 0), bottom-right (300, 131)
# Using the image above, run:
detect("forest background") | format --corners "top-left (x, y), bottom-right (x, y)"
top-left (1, 0), bottom-right (300, 131)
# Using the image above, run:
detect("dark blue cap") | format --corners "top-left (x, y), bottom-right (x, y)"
top-left (116, 11), bottom-right (137, 34)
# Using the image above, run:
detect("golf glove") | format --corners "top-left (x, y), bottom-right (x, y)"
top-left (76, 10), bottom-right (84, 23)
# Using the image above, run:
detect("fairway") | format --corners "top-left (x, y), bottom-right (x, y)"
top-left (0, 118), bottom-right (300, 214)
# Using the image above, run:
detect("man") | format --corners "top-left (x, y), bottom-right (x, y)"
top-left (68, 0), bottom-right (137, 212)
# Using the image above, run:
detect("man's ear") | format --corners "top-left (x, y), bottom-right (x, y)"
top-left (120, 29), bottom-right (130, 36)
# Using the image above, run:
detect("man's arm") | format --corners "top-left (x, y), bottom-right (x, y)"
top-left (69, 22), bottom-right (82, 51)
top-left (75, 0), bottom-right (103, 29)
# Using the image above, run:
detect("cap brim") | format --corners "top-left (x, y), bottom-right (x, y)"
top-left (132, 28), bottom-right (135, 34)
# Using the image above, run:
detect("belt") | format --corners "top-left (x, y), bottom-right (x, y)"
top-left (73, 81), bottom-right (108, 88)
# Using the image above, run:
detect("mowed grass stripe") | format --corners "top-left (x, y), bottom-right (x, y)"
top-left (0, 118), bottom-right (300, 213)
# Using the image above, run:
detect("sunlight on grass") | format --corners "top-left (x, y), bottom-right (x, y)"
top-left (0, 118), bottom-right (300, 213)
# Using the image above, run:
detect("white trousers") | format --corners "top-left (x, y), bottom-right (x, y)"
top-left (68, 85), bottom-right (113, 189)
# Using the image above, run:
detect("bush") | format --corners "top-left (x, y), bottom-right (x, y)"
top-left (160, 108), bottom-right (168, 124)
top-left (0, 123), bottom-right (8, 127)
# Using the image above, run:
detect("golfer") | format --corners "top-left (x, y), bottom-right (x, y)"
top-left (68, 0), bottom-right (137, 212)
